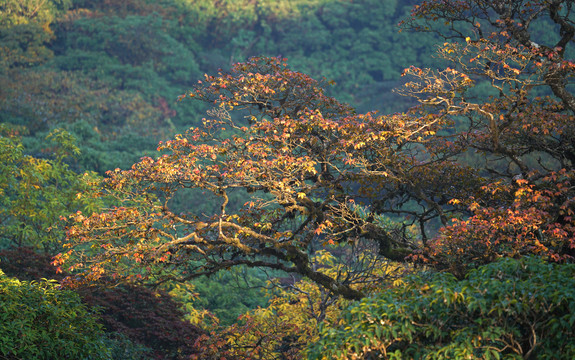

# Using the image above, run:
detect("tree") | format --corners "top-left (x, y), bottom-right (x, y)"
top-left (57, 57), bottom-right (426, 299)
top-left (396, 0), bottom-right (575, 274)
top-left (309, 256), bottom-right (575, 359)
top-left (58, 0), bottom-right (575, 298)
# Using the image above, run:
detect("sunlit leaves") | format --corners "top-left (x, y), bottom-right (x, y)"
top-left (0, 126), bottom-right (105, 253)
top-left (310, 257), bottom-right (575, 359)
top-left (59, 57), bottom-right (422, 299)
top-left (419, 169), bottom-right (575, 275)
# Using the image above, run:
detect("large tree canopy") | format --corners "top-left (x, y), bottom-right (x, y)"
top-left (58, 0), bottom-right (575, 300)
top-left (57, 57), bottom-right (433, 300)
top-left (401, 0), bottom-right (575, 274)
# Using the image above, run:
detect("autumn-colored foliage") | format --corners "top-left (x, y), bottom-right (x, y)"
top-left (420, 171), bottom-right (575, 276)
top-left (50, 0), bottom-right (575, 317)
top-left (399, 0), bottom-right (575, 274)
top-left (57, 56), bottom-right (423, 299)
top-left (0, 247), bottom-right (64, 282)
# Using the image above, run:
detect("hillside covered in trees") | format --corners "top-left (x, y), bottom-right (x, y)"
top-left (1, 0), bottom-right (434, 173)
top-left (1, 0), bottom-right (575, 359)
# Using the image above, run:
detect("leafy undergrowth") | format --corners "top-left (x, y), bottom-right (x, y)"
top-left (0, 247), bottom-right (204, 359)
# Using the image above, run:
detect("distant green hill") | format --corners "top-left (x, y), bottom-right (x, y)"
top-left (1, 0), bottom-right (440, 173)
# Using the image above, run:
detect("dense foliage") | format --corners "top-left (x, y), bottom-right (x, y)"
top-left (0, 269), bottom-right (110, 359)
top-left (2, 0), bottom-right (575, 359)
top-left (311, 257), bottom-right (575, 359)
top-left (0, 247), bottom-right (203, 360)
top-left (0, 125), bottom-right (103, 252)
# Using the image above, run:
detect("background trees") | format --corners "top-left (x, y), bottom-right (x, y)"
top-left (0, 0), bottom-right (71, 69)
top-left (1, 0), bottom-right (438, 173)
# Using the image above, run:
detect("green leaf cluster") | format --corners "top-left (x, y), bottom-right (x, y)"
top-left (0, 0), bottom-right (72, 69)
top-left (0, 125), bottom-right (104, 252)
top-left (310, 257), bottom-right (575, 359)
top-left (0, 269), bottom-right (110, 359)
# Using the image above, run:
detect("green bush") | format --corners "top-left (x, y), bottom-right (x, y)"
top-left (0, 126), bottom-right (105, 252)
top-left (310, 257), bottom-right (575, 359)
top-left (0, 269), bottom-right (110, 359)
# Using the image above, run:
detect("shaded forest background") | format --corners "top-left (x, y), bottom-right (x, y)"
top-left (1, 0), bottom-right (438, 174)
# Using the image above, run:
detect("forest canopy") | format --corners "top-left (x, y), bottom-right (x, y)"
top-left (1, 0), bottom-right (575, 359)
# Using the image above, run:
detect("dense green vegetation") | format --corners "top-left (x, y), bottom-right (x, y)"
top-left (311, 257), bottom-right (575, 359)
top-left (0, 247), bottom-right (203, 359)
top-left (1, 0), bottom-right (437, 173)
top-left (0, 269), bottom-right (110, 359)
top-left (1, 0), bottom-right (575, 359)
